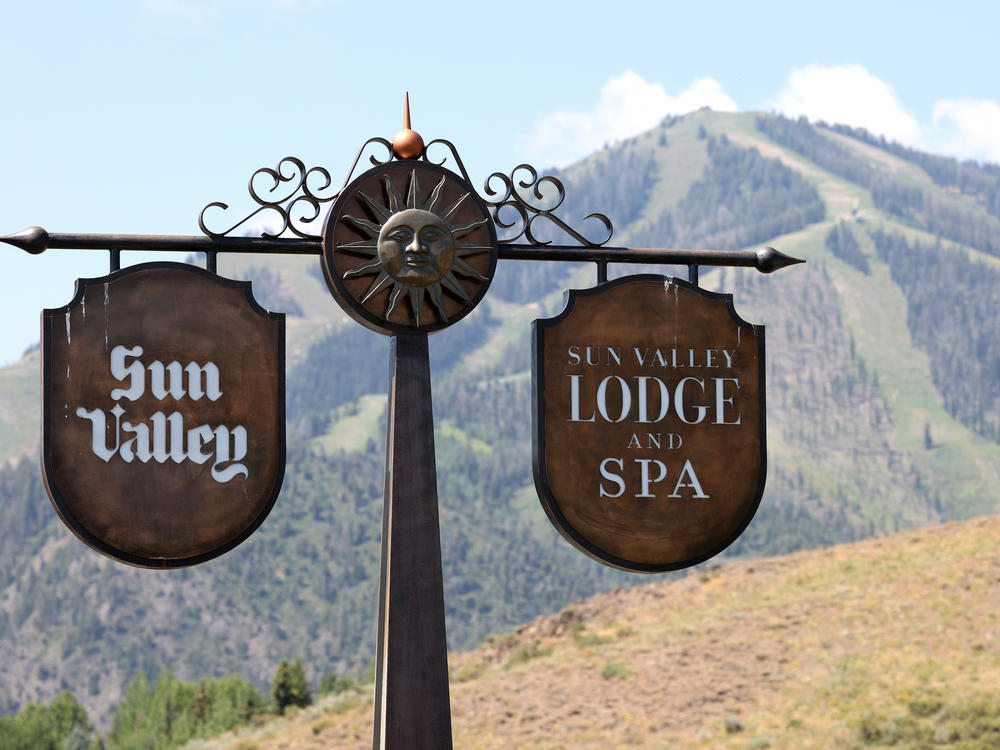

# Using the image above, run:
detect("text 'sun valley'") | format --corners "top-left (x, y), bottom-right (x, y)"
top-left (75, 345), bottom-right (249, 482)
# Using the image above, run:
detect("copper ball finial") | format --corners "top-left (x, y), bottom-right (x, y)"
top-left (392, 91), bottom-right (424, 160)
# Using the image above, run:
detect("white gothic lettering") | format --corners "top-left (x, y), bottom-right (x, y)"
top-left (76, 345), bottom-right (249, 483)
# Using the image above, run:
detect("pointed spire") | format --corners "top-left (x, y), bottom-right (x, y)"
top-left (392, 93), bottom-right (424, 160)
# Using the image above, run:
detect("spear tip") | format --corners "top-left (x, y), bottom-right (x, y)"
top-left (1, 226), bottom-right (49, 255)
top-left (756, 246), bottom-right (805, 273)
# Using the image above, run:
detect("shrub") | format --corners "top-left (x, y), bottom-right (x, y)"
top-left (599, 662), bottom-right (631, 680)
top-left (318, 671), bottom-right (354, 696)
top-left (723, 715), bottom-right (744, 734)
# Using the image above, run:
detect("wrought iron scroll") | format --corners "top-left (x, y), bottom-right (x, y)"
top-left (198, 138), bottom-right (395, 240)
top-left (199, 137), bottom-right (613, 250)
top-left (483, 165), bottom-right (613, 247)
top-left (421, 139), bottom-right (475, 186)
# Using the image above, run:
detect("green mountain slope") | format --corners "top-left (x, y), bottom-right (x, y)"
top-left (0, 347), bottom-right (39, 464)
top-left (2, 109), bottom-right (1000, 726)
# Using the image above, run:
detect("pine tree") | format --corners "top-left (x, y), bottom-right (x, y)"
top-left (192, 682), bottom-right (210, 722)
top-left (271, 659), bottom-right (312, 714)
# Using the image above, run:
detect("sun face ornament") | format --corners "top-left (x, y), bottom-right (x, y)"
top-left (322, 160), bottom-right (498, 335)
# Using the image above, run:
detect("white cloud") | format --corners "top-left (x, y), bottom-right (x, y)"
top-left (931, 98), bottom-right (1000, 163)
top-left (771, 63), bottom-right (923, 147)
top-left (771, 64), bottom-right (1000, 165)
top-left (513, 65), bottom-right (1000, 171)
top-left (520, 71), bottom-right (737, 168)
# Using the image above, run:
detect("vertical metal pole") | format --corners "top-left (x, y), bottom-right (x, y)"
top-left (206, 250), bottom-right (218, 274)
top-left (109, 248), bottom-right (121, 272)
top-left (372, 333), bottom-right (453, 750)
top-left (596, 260), bottom-right (608, 284)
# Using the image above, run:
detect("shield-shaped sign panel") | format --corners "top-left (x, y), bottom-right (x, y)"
top-left (42, 262), bottom-right (285, 568)
top-left (533, 275), bottom-right (766, 572)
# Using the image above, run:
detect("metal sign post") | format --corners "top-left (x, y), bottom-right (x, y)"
top-left (2, 96), bottom-right (803, 749)
top-left (374, 333), bottom-right (453, 748)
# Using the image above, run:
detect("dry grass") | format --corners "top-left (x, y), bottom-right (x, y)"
top-left (182, 515), bottom-right (1000, 749)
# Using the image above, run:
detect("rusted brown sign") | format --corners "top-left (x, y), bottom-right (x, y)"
top-left (533, 275), bottom-right (765, 572)
top-left (42, 262), bottom-right (285, 568)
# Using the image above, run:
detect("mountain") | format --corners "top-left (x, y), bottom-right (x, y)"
top-left (3, 108), bottom-right (1000, 726)
top-left (129, 513), bottom-right (1000, 749)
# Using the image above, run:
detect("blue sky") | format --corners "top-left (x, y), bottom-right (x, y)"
top-left (1, 0), bottom-right (998, 365)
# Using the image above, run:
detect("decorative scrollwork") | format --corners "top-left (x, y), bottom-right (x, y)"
top-left (482, 164), bottom-right (613, 247)
top-left (200, 139), bottom-right (614, 248)
top-left (199, 138), bottom-right (395, 240)
top-left (421, 139), bottom-right (475, 185)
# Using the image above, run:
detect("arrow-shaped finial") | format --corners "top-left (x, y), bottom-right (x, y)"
top-left (0, 226), bottom-right (49, 255)
top-left (755, 246), bottom-right (805, 273)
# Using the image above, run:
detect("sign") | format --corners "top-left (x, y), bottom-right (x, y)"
top-left (532, 275), bottom-right (765, 572)
top-left (42, 262), bottom-right (285, 568)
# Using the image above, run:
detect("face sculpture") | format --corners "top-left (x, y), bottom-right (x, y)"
top-left (377, 209), bottom-right (455, 287)
top-left (330, 165), bottom-right (495, 331)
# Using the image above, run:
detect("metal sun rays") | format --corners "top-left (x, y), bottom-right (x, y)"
top-left (337, 169), bottom-right (492, 326)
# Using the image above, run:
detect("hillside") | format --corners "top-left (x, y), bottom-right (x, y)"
top-left (178, 514), bottom-right (1000, 749)
top-left (3, 108), bottom-right (1000, 725)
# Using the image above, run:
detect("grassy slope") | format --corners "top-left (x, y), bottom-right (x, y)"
top-left (181, 513), bottom-right (1000, 750)
top-left (0, 348), bottom-right (39, 464)
top-left (621, 115), bottom-right (710, 244)
top-left (308, 393), bottom-right (384, 454)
